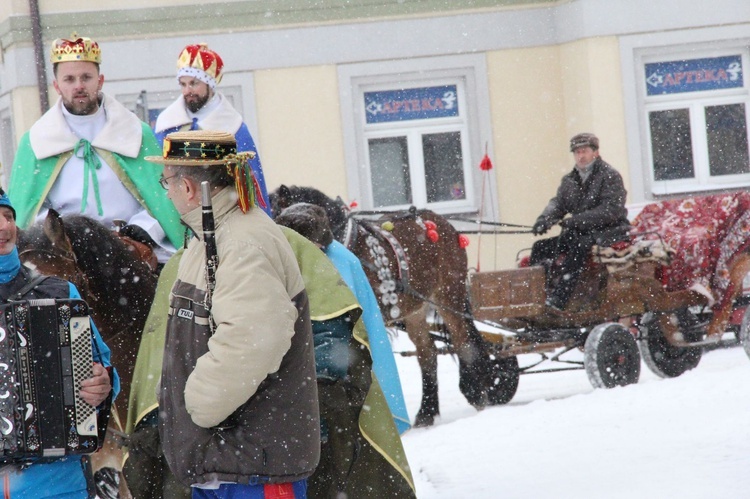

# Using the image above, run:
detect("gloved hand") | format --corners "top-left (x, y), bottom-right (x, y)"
top-left (560, 217), bottom-right (578, 230)
top-left (118, 224), bottom-right (157, 248)
top-left (532, 219), bottom-right (551, 236)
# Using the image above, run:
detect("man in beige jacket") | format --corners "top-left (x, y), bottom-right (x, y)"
top-left (147, 130), bottom-right (319, 498)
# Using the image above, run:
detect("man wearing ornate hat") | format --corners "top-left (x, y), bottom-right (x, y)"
top-left (8, 33), bottom-right (183, 266)
top-left (153, 43), bottom-right (271, 215)
top-left (142, 130), bottom-right (319, 497)
top-left (530, 133), bottom-right (630, 311)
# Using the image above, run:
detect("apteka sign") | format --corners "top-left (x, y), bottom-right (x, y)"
top-left (364, 85), bottom-right (459, 124)
top-left (645, 55), bottom-right (743, 96)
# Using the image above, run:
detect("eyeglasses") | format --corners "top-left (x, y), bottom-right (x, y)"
top-left (159, 173), bottom-right (179, 190)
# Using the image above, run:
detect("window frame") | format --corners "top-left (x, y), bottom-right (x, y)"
top-left (641, 49), bottom-right (750, 196)
top-left (361, 78), bottom-right (473, 211)
top-left (338, 53), bottom-right (496, 218)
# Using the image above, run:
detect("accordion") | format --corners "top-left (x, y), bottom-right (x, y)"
top-left (0, 299), bottom-right (99, 462)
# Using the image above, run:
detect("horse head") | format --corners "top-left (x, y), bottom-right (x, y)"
top-left (270, 185), bottom-right (349, 240)
top-left (17, 210), bottom-right (95, 307)
top-left (274, 203), bottom-right (334, 248)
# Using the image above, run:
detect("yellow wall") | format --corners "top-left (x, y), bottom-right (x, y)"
top-left (484, 45), bottom-right (567, 271)
top-left (11, 87), bottom-right (45, 141)
top-left (253, 65), bottom-right (348, 198)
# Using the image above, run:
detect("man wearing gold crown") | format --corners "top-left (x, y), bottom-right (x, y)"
top-left (8, 34), bottom-right (183, 266)
top-left (153, 43), bottom-right (271, 216)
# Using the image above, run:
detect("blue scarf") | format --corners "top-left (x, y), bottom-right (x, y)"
top-left (0, 247), bottom-right (21, 284)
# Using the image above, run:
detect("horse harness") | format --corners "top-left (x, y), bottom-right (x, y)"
top-left (344, 216), bottom-right (411, 321)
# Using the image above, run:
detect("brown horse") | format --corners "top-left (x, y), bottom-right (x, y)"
top-left (271, 185), bottom-right (492, 427)
top-left (16, 210), bottom-right (158, 497)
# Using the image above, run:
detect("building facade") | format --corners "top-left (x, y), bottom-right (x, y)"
top-left (1, 0), bottom-right (749, 268)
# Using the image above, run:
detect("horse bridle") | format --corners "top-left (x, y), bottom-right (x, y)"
top-left (17, 247), bottom-right (95, 307)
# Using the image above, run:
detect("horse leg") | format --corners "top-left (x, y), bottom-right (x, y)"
top-left (403, 306), bottom-right (440, 427)
top-left (439, 304), bottom-right (489, 410)
top-left (90, 404), bottom-right (132, 498)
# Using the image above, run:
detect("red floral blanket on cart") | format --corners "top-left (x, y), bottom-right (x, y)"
top-left (632, 192), bottom-right (750, 312)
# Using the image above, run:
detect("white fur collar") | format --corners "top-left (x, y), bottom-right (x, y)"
top-left (153, 93), bottom-right (242, 135)
top-left (29, 93), bottom-right (144, 159)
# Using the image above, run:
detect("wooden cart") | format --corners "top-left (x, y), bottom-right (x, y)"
top-left (464, 257), bottom-right (722, 405)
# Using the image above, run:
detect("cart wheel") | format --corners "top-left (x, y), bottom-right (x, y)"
top-left (739, 307), bottom-right (750, 360)
top-left (486, 348), bottom-right (519, 405)
top-left (584, 322), bottom-right (641, 389)
top-left (639, 310), bottom-right (702, 378)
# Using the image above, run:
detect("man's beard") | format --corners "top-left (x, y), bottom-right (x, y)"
top-left (185, 92), bottom-right (210, 113)
top-left (63, 92), bottom-right (100, 116)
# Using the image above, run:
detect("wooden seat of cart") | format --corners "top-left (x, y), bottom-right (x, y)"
top-left (468, 237), bottom-right (678, 325)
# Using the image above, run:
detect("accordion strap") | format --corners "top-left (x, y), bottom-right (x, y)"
top-left (0, 266), bottom-right (50, 303)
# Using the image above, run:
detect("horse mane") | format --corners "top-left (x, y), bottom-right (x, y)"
top-left (271, 185), bottom-right (348, 238)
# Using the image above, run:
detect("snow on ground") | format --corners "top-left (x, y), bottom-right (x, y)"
top-left (395, 331), bottom-right (750, 499)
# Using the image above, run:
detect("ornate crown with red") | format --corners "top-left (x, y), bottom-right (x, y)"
top-left (176, 43), bottom-right (224, 89)
top-left (50, 33), bottom-right (101, 64)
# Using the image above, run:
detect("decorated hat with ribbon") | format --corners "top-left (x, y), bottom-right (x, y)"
top-left (146, 130), bottom-right (260, 213)
top-left (50, 33), bottom-right (102, 64)
top-left (176, 43), bottom-right (224, 89)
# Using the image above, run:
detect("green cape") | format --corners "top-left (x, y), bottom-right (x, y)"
top-left (9, 124), bottom-right (184, 248)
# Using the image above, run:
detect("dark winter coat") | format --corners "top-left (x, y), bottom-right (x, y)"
top-left (535, 157), bottom-right (630, 246)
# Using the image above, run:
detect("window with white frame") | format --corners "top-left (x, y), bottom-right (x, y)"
top-left (644, 52), bottom-right (750, 195)
top-left (362, 83), bottom-right (471, 210)
top-left (340, 55), bottom-right (494, 216)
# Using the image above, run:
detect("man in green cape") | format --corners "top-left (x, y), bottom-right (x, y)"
top-left (9, 33), bottom-right (183, 264)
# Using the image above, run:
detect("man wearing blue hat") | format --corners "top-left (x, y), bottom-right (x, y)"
top-left (0, 189), bottom-right (119, 497)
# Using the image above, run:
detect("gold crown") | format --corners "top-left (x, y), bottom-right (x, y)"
top-left (50, 33), bottom-right (101, 64)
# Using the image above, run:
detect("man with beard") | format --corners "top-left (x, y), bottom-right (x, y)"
top-left (8, 33), bottom-right (183, 266)
top-left (153, 43), bottom-right (270, 215)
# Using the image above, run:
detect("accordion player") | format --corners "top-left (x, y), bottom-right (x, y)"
top-left (0, 298), bottom-right (108, 463)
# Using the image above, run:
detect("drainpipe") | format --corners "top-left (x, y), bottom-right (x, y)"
top-left (28, 0), bottom-right (49, 113)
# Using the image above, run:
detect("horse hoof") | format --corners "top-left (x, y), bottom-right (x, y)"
top-left (473, 392), bottom-right (489, 411)
top-left (413, 413), bottom-right (436, 427)
top-left (94, 467), bottom-right (121, 499)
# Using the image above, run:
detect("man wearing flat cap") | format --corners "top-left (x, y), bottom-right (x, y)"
top-left (144, 130), bottom-right (319, 498)
top-left (153, 43), bottom-right (271, 215)
top-left (530, 133), bottom-right (630, 311)
top-left (8, 33), bottom-right (182, 266)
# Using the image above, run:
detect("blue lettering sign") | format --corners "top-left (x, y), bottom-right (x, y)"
top-left (364, 85), bottom-right (459, 124)
top-left (645, 55), bottom-right (743, 96)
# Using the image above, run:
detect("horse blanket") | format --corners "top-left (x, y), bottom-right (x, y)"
top-left (631, 192), bottom-right (750, 312)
